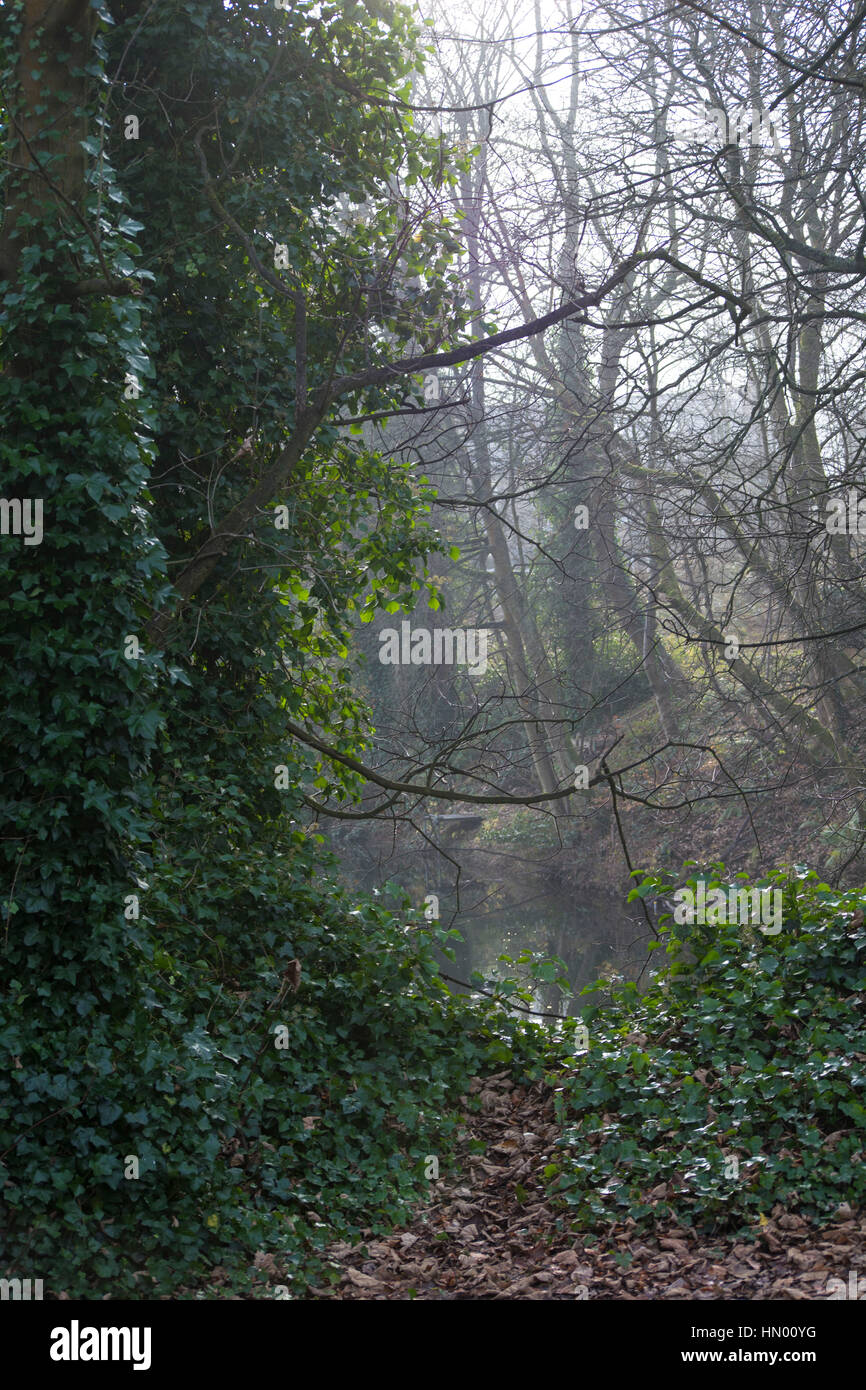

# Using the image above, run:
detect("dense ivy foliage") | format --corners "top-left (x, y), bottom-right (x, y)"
top-left (0, 0), bottom-right (516, 1298)
top-left (547, 867), bottom-right (866, 1233)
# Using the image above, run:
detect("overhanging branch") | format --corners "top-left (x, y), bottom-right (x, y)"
top-left (285, 713), bottom-right (621, 806)
top-left (146, 243), bottom-right (752, 642)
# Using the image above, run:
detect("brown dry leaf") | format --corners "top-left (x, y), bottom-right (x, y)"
top-left (776, 1213), bottom-right (805, 1230)
top-left (498, 1276), bottom-right (536, 1297)
top-left (453, 1199), bottom-right (476, 1217)
top-left (328, 1241), bottom-right (354, 1259)
top-left (345, 1268), bottom-right (381, 1290)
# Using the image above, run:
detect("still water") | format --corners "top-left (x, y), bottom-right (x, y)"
top-left (331, 826), bottom-right (655, 1017)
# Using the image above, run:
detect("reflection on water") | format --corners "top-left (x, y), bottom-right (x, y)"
top-left (331, 827), bottom-right (655, 1017)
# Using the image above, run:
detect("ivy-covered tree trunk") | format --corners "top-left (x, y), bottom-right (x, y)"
top-left (0, 0), bottom-right (169, 1282)
top-left (0, 0), bottom-right (94, 287)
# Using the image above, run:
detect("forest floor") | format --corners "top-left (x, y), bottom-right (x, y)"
top-left (307, 1070), bottom-right (863, 1301)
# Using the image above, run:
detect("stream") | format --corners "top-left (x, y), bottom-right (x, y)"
top-left (330, 825), bottom-right (656, 1017)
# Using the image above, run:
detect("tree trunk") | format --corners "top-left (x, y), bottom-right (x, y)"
top-left (0, 0), bottom-right (95, 289)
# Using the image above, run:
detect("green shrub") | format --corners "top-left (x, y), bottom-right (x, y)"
top-left (548, 865), bottom-right (866, 1232)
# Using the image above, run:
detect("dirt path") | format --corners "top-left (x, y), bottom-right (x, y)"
top-left (310, 1071), bottom-right (864, 1300)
